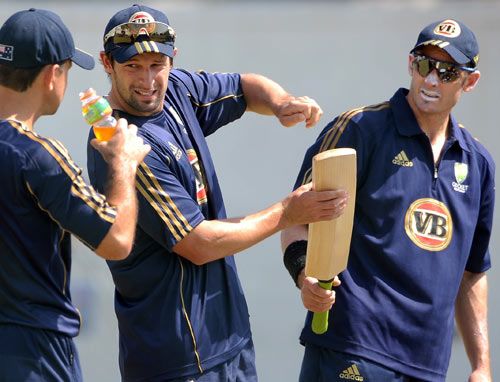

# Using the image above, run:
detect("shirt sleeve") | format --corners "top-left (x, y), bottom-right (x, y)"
top-left (135, 148), bottom-right (205, 250)
top-left (293, 113), bottom-right (366, 190)
top-left (465, 158), bottom-right (495, 272)
top-left (170, 69), bottom-right (247, 136)
top-left (24, 137), bottom-right (115, 250)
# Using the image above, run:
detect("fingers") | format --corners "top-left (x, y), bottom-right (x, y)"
top-left (279, 113), bottom-right (306, 128)
top-left (301, 277), bottom-right (336, 313)
top-left (93, 118), bottom-right (150, 166)
top-left (277, 96), bottom-right (323, 128)
top-left (283, 185), bottom-right (349, 225)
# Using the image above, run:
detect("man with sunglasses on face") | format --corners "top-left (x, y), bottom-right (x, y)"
top-left (0, 8), bottom-right (150, 382)
top-left (86, 4), bottom-right (348, 382)
top-left (281, 19), bottom-right (493, 382)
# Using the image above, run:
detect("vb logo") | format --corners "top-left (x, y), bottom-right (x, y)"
top-left (433, 19), bottom-right (461, 38)
top-left (404, 198), bottom-right (453, 251)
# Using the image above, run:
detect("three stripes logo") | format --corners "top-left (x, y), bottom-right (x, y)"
top-left (339, 364), bottom-right (364, 381)
top-left (392, 150), bottom-right (413, 167)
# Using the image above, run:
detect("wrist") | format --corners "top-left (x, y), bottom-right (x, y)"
top-left (283, 240), bottom-right (307, 288)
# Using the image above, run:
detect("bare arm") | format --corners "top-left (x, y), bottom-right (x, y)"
top-left (240, 73), bottom-right (323, 128)
top-left (455, 271), bottom-right (491, 382)
top-left (91, 120), bottom-right (150, 260)
top-left (173, 184), bottom-right (347, 265)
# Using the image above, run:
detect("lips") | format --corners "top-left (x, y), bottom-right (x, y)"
top-left (135, 89), bottom-right (155, 96)
top-left (420, 88), bottom-right (440, 102)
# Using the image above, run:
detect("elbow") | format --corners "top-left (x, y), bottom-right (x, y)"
top-left (189, 254), bottom-right (208, 266)
top-left (174, 237), bottom-right (234, 266)
top-left (177, 247), bottom-right (212, 266)
top-left (105, 243), bottom-right (132, 261)
top-left (96, 236), bottom-right (134, 261)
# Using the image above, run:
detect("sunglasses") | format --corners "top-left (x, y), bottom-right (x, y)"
top-left (412, 55), bottom-right (475, 83)
top-left (104, 21), bottom-right (176, 45)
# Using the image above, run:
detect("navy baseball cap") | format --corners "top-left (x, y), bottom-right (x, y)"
top-left (103, 4), bottom-right (175, 63)
top-left (0, 8), bottom-right (94, 70)
top-left (411, 19), bottom-right (479, 67)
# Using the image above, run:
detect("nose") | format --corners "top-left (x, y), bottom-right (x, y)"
top-left (424, 69), bottom-right (440, 86)
top-left (136, 66), bottom-right (155, 85)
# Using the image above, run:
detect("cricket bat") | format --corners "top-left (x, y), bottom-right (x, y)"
top-left (305, 148), bottom-right (357, 334)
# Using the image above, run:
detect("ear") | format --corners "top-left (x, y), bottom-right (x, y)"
top-left (40, 64), bottom-right (60, 91)
top-left (100, 51), bottom-right (113, 74)
top-left (173, 47), bottom-right (178, 57)
top-left (462, 70), bottom-right (480, 92)
top-left (407, 54), bottom-right (414, 77)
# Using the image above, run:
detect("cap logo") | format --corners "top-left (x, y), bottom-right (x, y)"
top-left (0, 44), bottom-right (14, 62)
top-left (434, 20), bottom-right (461, 38)
top-left (128, 11), bottom-right (156, 37)
top-left (129, 11), bottom-right (155, 24)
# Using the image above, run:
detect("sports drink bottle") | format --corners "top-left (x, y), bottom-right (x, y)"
top-left (79, 88), bottom-right (117, 141)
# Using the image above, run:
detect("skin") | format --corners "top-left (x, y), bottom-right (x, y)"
top-left (406, 45), bottom-right (480, 162)
top-left (281, 45), bottom-right (490, 380)
top-left (99, 49), bottom-right (345, 265)
top-left (455, 272), bottom-right (491, 381)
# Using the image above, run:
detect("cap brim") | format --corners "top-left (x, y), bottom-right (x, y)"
top-left (72, 48), bottom-right (95, 70)
top-left (108, 42), bottom-right (174, 63)
top-left (412, 42), bottom-right (471, 66)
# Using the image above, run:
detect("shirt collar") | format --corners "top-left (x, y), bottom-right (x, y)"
top-left (390, 88), bottom-right (470, 152)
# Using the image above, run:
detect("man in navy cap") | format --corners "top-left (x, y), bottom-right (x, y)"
top-left (86, 3), bottom-right (348, 382)
top-left (282, 19), bottom-right (492, 381)
top-left (0, 8), bottom-right (150, 381)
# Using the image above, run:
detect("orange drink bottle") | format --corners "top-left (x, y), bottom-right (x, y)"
top-left (79, 88), bottom-right (117, 141)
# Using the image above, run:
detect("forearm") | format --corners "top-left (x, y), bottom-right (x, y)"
top-left (95, 160), bottom-right (138, 260)
top-left (174, 201), bottom-right (288, 264)
top-left (240, 73), bottom-right (290, 115)
top-left (455, 271), bottom-right (491, 378)
top-left (173, 184), bottom-right (345, 265)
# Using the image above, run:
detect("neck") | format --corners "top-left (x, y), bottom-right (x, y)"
top-left (406, 94), bottom-right (451, 163)
top-left (406, 94), bottom-right (450, 143)
top-left (414, 111), bottom-right (450, 145)
top-left (0, 86), bottom-right (41, 130)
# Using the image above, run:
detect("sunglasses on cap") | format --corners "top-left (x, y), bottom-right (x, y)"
top-left (104, 21), bottom-right (175, 45)
top-left (412, 54), bottom-right (475, 83)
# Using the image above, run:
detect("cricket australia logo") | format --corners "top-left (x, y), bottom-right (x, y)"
top-left (452, 162), bottom-right (469, 193)
top-left (405, 198), bottom-right (453, 251)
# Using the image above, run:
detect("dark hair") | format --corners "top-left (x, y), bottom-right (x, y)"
top-left (0, 64), bottom-right (44, 92)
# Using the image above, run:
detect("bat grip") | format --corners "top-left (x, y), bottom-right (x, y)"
top-left (311, 280), bottom-right (333, 335)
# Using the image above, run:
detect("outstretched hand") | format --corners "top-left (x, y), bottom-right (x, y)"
top-left (281, 182), bottom-right (348, 226)
top-left (275, 96), bottom-right (323, 128)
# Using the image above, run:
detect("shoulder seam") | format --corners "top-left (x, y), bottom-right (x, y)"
top-left (319, 101), bottom-right (390, 152)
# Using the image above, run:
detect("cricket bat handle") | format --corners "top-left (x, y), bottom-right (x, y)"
top-left (311, 280), bottom-right (333, 334)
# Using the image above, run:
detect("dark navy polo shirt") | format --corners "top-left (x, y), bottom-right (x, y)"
top-left (0, 120), bottom-right (115, 337)
top-left (88, 69), bottom-right (251, 381)
top-left (294, 88), bottom-right (494, 381)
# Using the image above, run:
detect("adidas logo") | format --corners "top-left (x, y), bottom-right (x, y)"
top-left (392, 150), bottom-right (413, 167)
top-left (339, 363), bottom-right (364, 381)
